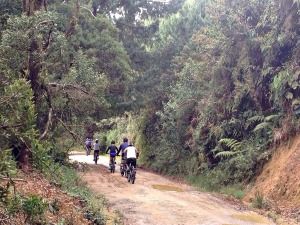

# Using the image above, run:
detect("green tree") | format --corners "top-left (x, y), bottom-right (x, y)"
top-left (0, 0), bottom-right (132, 166)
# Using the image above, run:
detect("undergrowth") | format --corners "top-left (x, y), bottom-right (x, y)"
top-left (187, 174), bottom-right (246, 200)
top-left (52, 163), bottom-right (108, 225)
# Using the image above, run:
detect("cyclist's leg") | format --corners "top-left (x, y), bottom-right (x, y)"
top-left (94, 150), bottom-right (99, 160)
top-left (121, 157), bottom-right (125, 168)
top-left (126, 158), bottom-right (130, 172)
top-left (132, 158), bottom-right (137, 169)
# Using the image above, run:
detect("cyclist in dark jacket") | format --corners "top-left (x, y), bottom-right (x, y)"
top-left (106, 140), bottom-right (118, 167)
top-left (117, 138), bottom-right (128, 156)
top-left (117, 138), bottom-right (129, 173)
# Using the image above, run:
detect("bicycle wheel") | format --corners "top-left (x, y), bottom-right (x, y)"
top-left (131, 173), bottom-right (135, 184)
top-left (120, 166), bottom-right (124, 176)
top-left (95, 155), bottom-right (98, 164)
top-left (124, 168), bottom-right (128, 178)
top-left (127, 172), bottom-right (131, 182)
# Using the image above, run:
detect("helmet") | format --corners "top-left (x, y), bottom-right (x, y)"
top-left (95, 139), bottom-right (98, 141)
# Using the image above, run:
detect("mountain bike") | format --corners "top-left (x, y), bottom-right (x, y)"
top-left (127, 163), bottom-right (136, 184)
top-left (94, 151), bottom-right (99, 164)
top-left (120, 157), bottom-right (127, 177)
top-left (85, 145), bottom-right (92, 156)
top-left (120, 163), bottom-right (128, 177)
top-left (109, 157), bottom-right (116, 173)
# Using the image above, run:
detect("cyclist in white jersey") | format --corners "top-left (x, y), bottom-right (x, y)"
top-left (124, 142), bottom-right (139, 168)
top-left (93, 139), bottom-right (100, 161)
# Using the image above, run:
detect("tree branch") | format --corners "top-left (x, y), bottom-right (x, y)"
top-left (35, 20), bottom-right (54, 29)
top-left (1, 124), bottom-right (23, 129)
top-left (39, 83), bottom-right (53, 140)
top-left (54, 114), bottom-right (79, 141)
top-left (0, 177), bottom-right (27, 182)
top-left (48, 83), bottom-right (89, 95)
top-left (80, 6), bottom-right (97, 18)
top-left (39, 108), bottom-right (52, 140)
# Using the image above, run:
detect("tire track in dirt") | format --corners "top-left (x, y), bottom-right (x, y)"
top-left (70, 153), bottom-right (275, 225)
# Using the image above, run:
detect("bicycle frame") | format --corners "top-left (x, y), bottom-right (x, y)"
top-left (94, 151), bottom-right (99, 164)
top-left (85, 145), bottom-right (91, 156)
top-left (127, 163), bottom-right (136, 184)
top-left (109, 156), bottom-right (116, 173)
top-left (120, 157), bottom-right (127, 177)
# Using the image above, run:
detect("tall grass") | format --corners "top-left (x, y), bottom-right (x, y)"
top-left (187, 174), bottom-right (246, 200)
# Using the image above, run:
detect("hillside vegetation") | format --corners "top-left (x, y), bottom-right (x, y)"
top-left (1, 0), bottom-right (300, 223)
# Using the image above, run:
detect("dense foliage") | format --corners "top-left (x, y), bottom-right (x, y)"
top-left (0, 0), bottom-right (131, 223)
top-left (132, 0), bottom-right (300, 189)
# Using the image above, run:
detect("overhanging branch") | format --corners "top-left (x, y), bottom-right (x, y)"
top-left (48, 83), bottom-right (89, 95)
top-left (54, 115), bottom-right (80, 141)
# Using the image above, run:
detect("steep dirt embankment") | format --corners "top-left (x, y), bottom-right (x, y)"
top-left (244, 136), bottom-right (300, 222)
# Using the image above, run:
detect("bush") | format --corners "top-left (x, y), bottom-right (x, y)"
top-left (251, 192), bottom-right (270, 209)
top-left (22, 195), bottom-right (47, 224)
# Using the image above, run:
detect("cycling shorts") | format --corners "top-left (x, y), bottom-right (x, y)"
top-left (126, 158), bottom-right (136, 168)
top-left (110, 152), bottom-right (116, 157)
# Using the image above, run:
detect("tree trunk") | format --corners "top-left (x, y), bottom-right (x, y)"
top-left (23, 0), bottom-right (47, 15)
top-left (28, 39), bottom-right (41, 103)
top-left (19, 0), bottom-right (45, 168)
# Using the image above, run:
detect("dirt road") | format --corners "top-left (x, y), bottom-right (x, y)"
top-left (70, 152), bottom-right (275, 225)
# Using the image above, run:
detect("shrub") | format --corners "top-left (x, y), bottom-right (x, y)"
top-left (251, 191), bottom-right (270, 209)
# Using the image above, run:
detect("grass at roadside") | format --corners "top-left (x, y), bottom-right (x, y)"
top-left (187, 174), bottom-right (246, 200)
top-left (52, 163), bottom-right (108, 224)
top-left (58, 161), bottom-right (124, 225)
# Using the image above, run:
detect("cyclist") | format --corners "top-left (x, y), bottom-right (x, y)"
top-left (124, 141), bottom-right (139, 170)
top-left (117, 138), bottom-right (129, 170)
top-left (84, 138), bottom-right (92, 155)
top-left (93, 139), bottom-right (100, 161)
top-left (106, 140), bottom-right (118, 168)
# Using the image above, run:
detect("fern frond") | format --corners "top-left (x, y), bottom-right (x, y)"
top-left (264, 114), bottom-right (280, 122)
top-left (247, 115), bottom-right (264, 123)
top-left (253, 122), bottom-right (272, 132)
top-left (215, 151), bottom-right (237, 158)
top-left (218, 138), bottom-right (242, 151)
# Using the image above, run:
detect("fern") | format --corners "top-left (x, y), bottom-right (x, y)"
top-left (215, 151), bottom-right (237, 158)
top-left (247, 115), bottom-right (264, 123)
top-left (253, 122), bottom-right (272, 132)
top-left (218, 138), bottom-right (242, 151)
top-left (245, 115), bottom-right (264, 130)
top-left (250, 114), bottom-right (280, 132)
top-left (264, 114), bottom-right (280, 122)
top-left (215, 138), bottom-right (242, 158)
